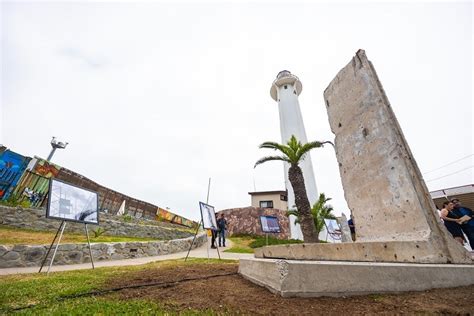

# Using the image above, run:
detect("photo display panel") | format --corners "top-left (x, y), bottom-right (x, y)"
top-left (199, 201), bottom-right (217, 230)
top-left (260, 215), bottom-right (281, 233)
top-left (47, 178), bottom-right (99, 224)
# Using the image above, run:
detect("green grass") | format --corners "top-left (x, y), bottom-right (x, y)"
top-left (223, 236), bottom-right (255, 253)
top-left (248, 236), bottom-right (303, 248)
top-left (14, 297), bottom-right (166, 315)
top-left (224, 235), bottom-right (303, 253)
top-left (223, 246), bottom-right (254, 254)
top-left (0, 258), bottom-right (234, 315)
top-left (0, 226), bottom-right (158, 245)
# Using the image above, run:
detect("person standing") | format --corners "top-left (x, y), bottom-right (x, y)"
top-left (348, 214), bottom-right (356, 242)
top-left (210, 228), bottom-right (218, 249)
top-left (440, 201), bottom-right (465, 245)
top-left (451, 198), bottom-right (474, 249)
top-left (217, 213), bottom-right (227, 247)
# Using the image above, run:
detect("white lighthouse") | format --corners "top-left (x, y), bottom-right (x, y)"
top-left (270, 70), bottom-right (318, 241)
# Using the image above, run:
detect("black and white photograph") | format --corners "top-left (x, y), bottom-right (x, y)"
top-left (47, 178), bottom-right (99, 224)
top-left (323, 219), bottom-right (342, 242)
top-left (199, 202), bottom-right (217, 230)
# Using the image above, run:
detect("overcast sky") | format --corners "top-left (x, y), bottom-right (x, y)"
top-left (1, 1), bottom-right (472, 221)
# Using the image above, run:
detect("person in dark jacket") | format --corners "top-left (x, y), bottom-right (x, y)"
top-left (451, 198), bottom-right (474, 249)
top-left (440, 201), bottom-right (464, 245)
top-left (217, 213), bottom-right (227, 247)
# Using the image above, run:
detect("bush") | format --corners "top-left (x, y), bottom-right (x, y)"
top-left (121, 214), bottom-right (133, 223)
top-left (0, 195), bottom-right (31, 208)
top-left (92, 227), bottom-right (108, 238)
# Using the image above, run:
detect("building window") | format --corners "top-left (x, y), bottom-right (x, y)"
top-left (280, 194), bottom-right (287, 201)
top-left (260, 200), bottom-right (273, 208)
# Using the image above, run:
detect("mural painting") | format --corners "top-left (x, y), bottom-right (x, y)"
top-left (0, 148), bottom-right (31, 200)
top-left (1, 146), bottom-right (196, 227)
top-left (33, 157), bottom-right (61, 178)
top-left (13, 171), bottom-right (50, 207)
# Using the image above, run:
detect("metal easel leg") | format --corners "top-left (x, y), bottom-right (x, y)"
top-left (215, 236), bottom-right (221, 260)
top-left (39, 221), bottom-right (64, 273)
top-left (185, 220), bottom-right (202, 262)
top-left (85, 224), bottom-right (95, 269)
top-left (47, 221), bottom-right (67, 275)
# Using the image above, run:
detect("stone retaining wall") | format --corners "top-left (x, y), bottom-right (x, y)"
top-left (218, 207), bottom-right (290, 239)
top-left (0, 206), bottom-right (192, 240)
top-left (0, 233), bottom-right (207, 268)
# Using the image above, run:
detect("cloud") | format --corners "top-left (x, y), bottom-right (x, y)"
top-left (58, 47), bottom-right (107, 69)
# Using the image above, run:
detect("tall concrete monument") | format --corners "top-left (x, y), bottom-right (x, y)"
top-left (240, 50), bottom-right (473, 297)
top-left (270, 71), bottom-right (318, 241)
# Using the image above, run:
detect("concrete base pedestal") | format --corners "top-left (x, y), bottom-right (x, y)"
top-left (239, 258), bottom-right (474, 297)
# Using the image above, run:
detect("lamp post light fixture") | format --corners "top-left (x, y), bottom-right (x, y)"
top-left (47, 136), bottom-right (68, 162)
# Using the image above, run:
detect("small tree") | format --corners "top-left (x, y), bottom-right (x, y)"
top-left (288, 193), bottom-right (336, 235)
top-left (255, 135), bottom-right (333, 243)
top-left (312, 193), bottom-right (336, 234)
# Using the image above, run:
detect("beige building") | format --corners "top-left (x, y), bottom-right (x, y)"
top-left (248, 190), bottom-right (288, 210)
top-left (430, 184), bottom-right (474, 210)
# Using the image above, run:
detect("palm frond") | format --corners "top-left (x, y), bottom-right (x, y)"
top-left (256, 136), bottom-right (334, 170)
top-left (259, 141), bottom-right (294, 160)
top-left (286, 210), bottom-right (298, 217)
top-left (254, 155), bottom-right (291, 168)
top-left (286, 209), bottom-right (301, 224)
top-left (296, 141), bottom-right (333, 161)
top-left (259, 141), bottom-right (284, 150)
top-left (287, 136), bottom-right (302, 153)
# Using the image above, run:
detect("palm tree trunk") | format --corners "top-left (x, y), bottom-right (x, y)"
top-left (288, 164), bottom-right (319, 243)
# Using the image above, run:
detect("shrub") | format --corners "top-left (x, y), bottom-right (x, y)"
top-left (121, 214), bottom-right (133, 223)
top-left (92, 227), bottom-right (108, 238)
top-left (0, 194), bottom-right (31, 208)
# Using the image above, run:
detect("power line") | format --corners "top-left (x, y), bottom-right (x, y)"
top-left (425, 165), bottom-right (474, 182)
top-left (423, 154), bottom-right (473, 175)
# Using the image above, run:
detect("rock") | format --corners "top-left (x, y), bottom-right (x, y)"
top-left (24, 247), bottom-right (46, 262)
top-left (0, 259), bottom-right (23, 268)
top-left (59, 244), bottom-right (77, 251)
top-left (12, 245), bottom-right (29, 252)
top-left (66, 251), bottom-right (83, 262)
top-left (110, 253), bottom-right (125, 260)
top-left (0, 245), bottom-right (9, 256)
top-left (106, 246), bottom-right (115, 256)
top-left (113, 243), bottom-right (126, 249)
top-left (2, 251), bottom-right (20, 261)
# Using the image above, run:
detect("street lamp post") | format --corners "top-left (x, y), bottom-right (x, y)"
top-left (47, 136), bottom-right (68, 162)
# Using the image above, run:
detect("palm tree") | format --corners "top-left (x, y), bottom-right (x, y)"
top-left (254, 135), bottom-right (333, 243)
top-left (312, 193), bottom-right (336, 234)
top-left (287, 193), bottom-right (336, 235)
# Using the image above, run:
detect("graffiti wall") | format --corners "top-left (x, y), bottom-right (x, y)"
top-left (12, 171), bottom-right (50, 207)
top-left (33, 158), bottom-right (61, 178)
top-left (0, 147), bottom-right (196, 227)
top-left (0, 147), bottom-right (31, 200)
top-left (156, 207), bottom-right (194, 227)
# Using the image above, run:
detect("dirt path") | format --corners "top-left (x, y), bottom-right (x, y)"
top-left (108, 262), bottom-right (474, 315)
